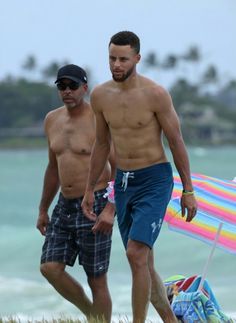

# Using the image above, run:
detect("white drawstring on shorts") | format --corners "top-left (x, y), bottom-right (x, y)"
top-left (121, 171), bottom-right (134, 191)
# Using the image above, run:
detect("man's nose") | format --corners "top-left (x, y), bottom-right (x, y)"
top-left (114, 59), bottom-right (121, 67)
top-left (64, 86), bottom-right (72, 92)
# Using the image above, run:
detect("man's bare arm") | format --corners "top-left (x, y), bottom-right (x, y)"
top-left (108, 142), bottom-right (116, 180)
top-left (82, 89), bottom-right (112, 220)
top-left (37, 116), bottom-right (60, 235)
top-left (154, 87), bottom-right (197, 221)
top-left (92, 142), bottom-right (116, 234)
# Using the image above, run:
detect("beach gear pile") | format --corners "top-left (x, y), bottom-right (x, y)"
top-left (164, 275), bottom-right (234, 322)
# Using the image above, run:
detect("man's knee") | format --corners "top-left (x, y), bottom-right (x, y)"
top-left (40, 262), bottom-right (65, 280)
top-left (126, 241), bottom-right (149, 268)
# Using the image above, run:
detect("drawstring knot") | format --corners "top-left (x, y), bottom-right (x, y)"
top-left (122, 171), bottom-right (134, 191)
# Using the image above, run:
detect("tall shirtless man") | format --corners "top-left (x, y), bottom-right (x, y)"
top-left (36, 64), bottom-right (115, 323)
top-left (82, 32), bottom-right (197, 323)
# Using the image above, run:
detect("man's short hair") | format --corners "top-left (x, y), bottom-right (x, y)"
top-left (109, 31), bottom-right (140, 54)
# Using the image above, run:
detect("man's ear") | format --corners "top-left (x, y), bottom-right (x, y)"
top-left (83, 83), bottom-right (88, 92)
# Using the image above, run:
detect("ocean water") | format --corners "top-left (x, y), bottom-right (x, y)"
top-left (0, 147), bottom-right (236, 321)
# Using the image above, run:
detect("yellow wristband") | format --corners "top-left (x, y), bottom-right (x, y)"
top-left (182, 190), bottom-right (194, 196)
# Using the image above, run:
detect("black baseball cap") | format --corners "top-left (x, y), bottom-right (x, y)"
top-left (55, 64), bottom-right (87, 84)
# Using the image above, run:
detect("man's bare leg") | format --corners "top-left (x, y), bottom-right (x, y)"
top-left (40, 262), bottom-right (111, 322)
top-left (126, 240), bottom-right (151, 323)
top-left (148, 251), bottom-right (178, 323)
top-left (88, 275), bottom-right (112, 322)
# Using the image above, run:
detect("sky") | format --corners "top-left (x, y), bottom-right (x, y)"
top-left (1, 0), bottom-right (236, 88)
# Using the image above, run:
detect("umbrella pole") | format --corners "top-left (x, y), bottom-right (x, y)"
top-left (198, 222), bottom-right (223, 291)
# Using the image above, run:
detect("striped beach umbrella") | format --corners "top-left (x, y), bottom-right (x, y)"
top-left (165, 173), bottom-right (236, 255)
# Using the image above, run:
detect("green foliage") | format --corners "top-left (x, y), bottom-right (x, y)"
top-left (0, 50), bottom-right (235, 146)
top-left (0, 79), bottom-right (60, 128)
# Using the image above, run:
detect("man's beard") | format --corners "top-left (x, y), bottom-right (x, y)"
top-left (64, 101), bottom-right (76, 110)
top-left (112, 66), bottom-right (134, 82)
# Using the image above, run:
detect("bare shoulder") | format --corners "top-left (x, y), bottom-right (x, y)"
top-left (44, 106), bottom-right (65, 131)
top-left (45, 106), bottom-right (64, 120)
top-left (90, 81), bottom-right (113, 111)
top-left (152, 84), bottom-right (172, 111)
top-left (91, 81), bottom-right (112, 97)
top-left (140, 75), bottom-right (170, 98)
top-left (140, 76), bottom-right (173, 112)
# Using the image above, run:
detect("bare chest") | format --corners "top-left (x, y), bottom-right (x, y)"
top-left (103, 92), bottom-right (154, 129)
top-left (49, 119), bottom-right (95, 155)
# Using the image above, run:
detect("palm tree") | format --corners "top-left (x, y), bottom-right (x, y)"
top-left (41, 61), bottom-right (61, 82)
top-left (41, 60), bottom-right (70, 83)
top-left (142, 51), bottom-right (166, 83)
top-left (143, 51), bottom-right (159, 68)
top-left (201, 65), bottom-right (219, 93)
top-left (202, 65), bottom-right (218, 84)
top-left (21, 55), bottom-right (37, 78)
top-left (182, 46), bottom-right (201, 63)
top-left (161, 54), bottom-right (178, 69)
top-left (180, 46), bottom-right (201, 83)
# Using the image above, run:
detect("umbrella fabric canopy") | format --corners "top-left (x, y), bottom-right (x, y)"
top-left (165, 173), bottom-right (236, 254)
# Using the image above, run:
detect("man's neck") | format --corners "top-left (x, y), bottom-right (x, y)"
top-left (114, 73), bottom-right (140, 91)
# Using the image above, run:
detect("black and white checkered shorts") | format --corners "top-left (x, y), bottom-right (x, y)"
top-left (41, 189), bottom-right (112, 277)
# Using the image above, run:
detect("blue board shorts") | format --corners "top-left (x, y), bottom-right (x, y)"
top-left (41, 189), bottom-right (112, 277)
top-left (114, 162), bottom-right (173, 249)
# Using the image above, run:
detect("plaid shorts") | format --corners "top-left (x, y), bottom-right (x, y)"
top-left (41, 189), bottom-right (112, 277)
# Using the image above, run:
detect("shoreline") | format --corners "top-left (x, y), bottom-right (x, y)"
top-left (1, 138), bottom-right (236, 150)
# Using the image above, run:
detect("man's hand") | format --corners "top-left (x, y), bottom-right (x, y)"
top-left (92, 202), bottom-right (115, 234)
top-left (181, 194), bottom-right (198, 222)
top-left (36, 212), bottom-right (49, 235)
top-left (81, 190), bottom-right (97, 221)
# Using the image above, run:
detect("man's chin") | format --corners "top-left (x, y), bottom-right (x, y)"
top-left (65, 103), bottom-right (76, 109)
top-left (112, 76), bottom-right (125, 83)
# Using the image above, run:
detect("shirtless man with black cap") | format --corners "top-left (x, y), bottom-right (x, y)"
top-left (36, 64), bottom-right (115, 323)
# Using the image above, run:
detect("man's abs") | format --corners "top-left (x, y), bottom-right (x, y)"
top-left (112, 132), bottom-right (168, 170)
top-left (57, 154), bottom-right (111, 198)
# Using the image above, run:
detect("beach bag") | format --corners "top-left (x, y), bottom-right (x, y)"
top-left (171, 290), bottom-right (233, 323)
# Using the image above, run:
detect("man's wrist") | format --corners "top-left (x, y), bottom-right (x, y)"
top-left (182, 189), bottom-right (194, 196)
top-left (105, 201), bottom-right (116, 216)
top-left (39, 206), bottom-right (48, 213)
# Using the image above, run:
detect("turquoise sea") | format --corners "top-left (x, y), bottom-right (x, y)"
top-left (0, 147), bottom-right (236, 321)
